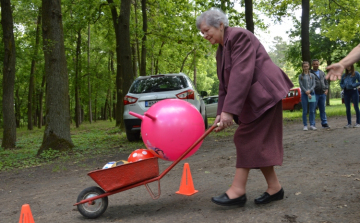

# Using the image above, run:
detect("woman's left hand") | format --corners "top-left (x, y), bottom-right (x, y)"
top-left (215, 112), bottom-right (233, 132)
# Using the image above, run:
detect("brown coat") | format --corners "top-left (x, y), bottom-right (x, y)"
top-left (216, 27), bottom-right (293, 123)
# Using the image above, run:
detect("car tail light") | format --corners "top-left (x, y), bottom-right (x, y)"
top-left (176, 90), bottom-right (195, 100)
top-left (123, 95), bottom-right (138, 105)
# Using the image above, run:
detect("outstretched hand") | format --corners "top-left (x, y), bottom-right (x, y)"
top-left (326, 63), bottom-right (344, 81)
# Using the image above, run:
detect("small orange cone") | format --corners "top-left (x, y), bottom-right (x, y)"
top-left (176, 163), bottom-right (198, 196)
top-left (18, 204), bottom-right (35, 223)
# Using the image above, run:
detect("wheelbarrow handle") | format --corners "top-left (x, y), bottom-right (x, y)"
top-left (157, 124), bottom-right (219, 180)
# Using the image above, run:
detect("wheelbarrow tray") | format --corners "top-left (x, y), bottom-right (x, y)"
top-left (88, 157), bottom-right (159, 192)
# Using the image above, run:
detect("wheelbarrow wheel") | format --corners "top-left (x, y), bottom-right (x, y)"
top-left (77, 186), bottom-right (108, 219)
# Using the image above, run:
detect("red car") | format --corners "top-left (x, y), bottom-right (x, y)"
top-left (282, 87), bottom-right (302, 111)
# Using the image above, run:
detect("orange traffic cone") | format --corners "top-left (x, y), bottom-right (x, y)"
top-left (19, 204), bottom-right (35, 223)
top-left (176, 163), bottom-right (198, 196)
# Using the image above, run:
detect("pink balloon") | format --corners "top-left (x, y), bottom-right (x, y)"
top-left (129, 99), bottom-right (205, 161)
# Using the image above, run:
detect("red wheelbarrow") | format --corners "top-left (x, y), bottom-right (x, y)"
top-left (74, 125), bottom-right (217, 219)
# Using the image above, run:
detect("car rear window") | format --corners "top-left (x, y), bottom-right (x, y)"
top-left (129, 75), bottom-right (189, 93)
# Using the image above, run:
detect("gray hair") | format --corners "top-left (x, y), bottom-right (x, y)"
top-left (196, 8), bottom-right (229, 30)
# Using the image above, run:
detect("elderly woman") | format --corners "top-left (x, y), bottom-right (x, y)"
top-left (196, 8), bottom-right (293, 206)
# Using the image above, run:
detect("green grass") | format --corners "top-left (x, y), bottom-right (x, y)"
top-left (283, 98), bottom-right (351, 123)
top-left (0, 121), bottom-right (143, 171)
top-left (0, 98), bottom-right (351, 171)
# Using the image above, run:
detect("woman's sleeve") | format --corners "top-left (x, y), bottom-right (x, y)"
top-left (221, 31), bottom-right (256, 116)
top-left (354, 71), bottom-right (360, 88)
top-left (217, 80), bottom-right (226, 116)
top-left (340, 74), bottom-right (345, 89)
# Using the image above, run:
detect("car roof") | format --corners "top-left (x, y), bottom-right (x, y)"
top-left (134, 73), bottom-right (188, 80)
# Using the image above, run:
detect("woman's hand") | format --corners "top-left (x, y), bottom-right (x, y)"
top-left (308, 95), bottom-right (312, 99)
top-left (306, 90), bottom-right (310, 95)
top-left (215, 112), bottom-right (233, 132)
top-left (326, 63), bottom-right (344, 81)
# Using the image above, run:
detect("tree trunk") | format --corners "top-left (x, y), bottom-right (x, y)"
top-left (132, 43), bottom-right (138, 78)
top-left (140, 0), bottom-right (147, 76)
top-left (94, 95), bottom-right (97, 122)
top-left (180, 48), bottom-right (196, 72)
top-left (244, 0), bottom-right (254, 33)
top-left (113, 90), bottom-right (116, 119)
top-left (107, 0), bottom-right (134, 128)
top-left (133, 0), bottom-right (140, 76)
top-left (38, 72), bottom-right (45, 128)
top-left (75, 29), bottom-right (82, 128)
top-left (28, 8), bottom-right (42, 130)
top-left (108, 88), bottom-right (112, 121)
top-left (39, 0), bottom-right (74, 155)
top-left (155, 41), bottom-right (165, 75)
top-left (301, 0), bottom-right (311, 62)
top-left (15, 88), bottom-right (21, 128)
top-left (1, 0), bottom-right (17, 148)
top-left (87, 23), bottom-right (92, 123)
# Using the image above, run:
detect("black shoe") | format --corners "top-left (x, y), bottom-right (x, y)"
top-left (211, 193), bottom-right (247, 206)
top-left (254, 188), bottom-right (284, 204)
top-left (322, 124), bottom-right (330, 129)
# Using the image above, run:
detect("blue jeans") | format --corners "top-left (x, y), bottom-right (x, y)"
top-left (343, 89), bottom-right (360, 125)
top-left (301, 91), bottom-right (316, 126)
top-left (315, 93), bottom-right (328, 126)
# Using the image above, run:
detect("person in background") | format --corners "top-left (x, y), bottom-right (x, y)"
top-left (311, 59), bottom-right (330, 129)
top-left (299, 61), bottom-right (316, 131)
top-left (196, 8), bottom-right (293, 207)
top-left (327, 44), bottom-right (360, 80)
top-left (339, 64), bottom-right (360, 128)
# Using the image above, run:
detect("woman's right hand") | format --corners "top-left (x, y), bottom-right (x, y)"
top-left (308, 95), bottom-right (312, 99)
top-left (214, 112), bottom-right (233, 132)
top-left (213, 115), bottom-right (221, 127)
top-left (306, 90), bottom-right (310, 95)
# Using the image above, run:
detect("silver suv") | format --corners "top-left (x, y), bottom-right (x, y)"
top-left (123, 73), bottom-right (208, 141)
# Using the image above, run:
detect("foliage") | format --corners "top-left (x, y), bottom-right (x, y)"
top-left (1, 0), bottom-right (359, 152)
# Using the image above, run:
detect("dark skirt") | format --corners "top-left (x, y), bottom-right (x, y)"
top-left (234, 100), bottom-right (283, 168)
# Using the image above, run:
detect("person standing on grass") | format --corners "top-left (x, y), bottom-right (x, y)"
top-left (299, 61), bottom-right (316, 131)
top-left (340, 64), bottom-right (360, 128)
top-left (311, 59), bottom-right (330, 129)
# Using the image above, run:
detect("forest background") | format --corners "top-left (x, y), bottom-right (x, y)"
top-left (0, 0), bottom-right (359, 155)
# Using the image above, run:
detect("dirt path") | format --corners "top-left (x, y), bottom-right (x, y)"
top-left (1, 116), bottom-right (360, 223)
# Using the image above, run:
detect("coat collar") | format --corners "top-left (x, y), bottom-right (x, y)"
top-left (223, 26), bottom-right (231, 47)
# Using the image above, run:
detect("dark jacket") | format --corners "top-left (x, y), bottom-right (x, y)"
top-left (310, 69), bottom-right (328, 94)
top-left (216, 27), bottom-right (293, 124)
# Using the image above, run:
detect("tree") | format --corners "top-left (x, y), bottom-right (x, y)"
top-left (38, 0), bottom-right (74, 155)
top-left (140, 0), bottom-right (147, 76)
top-left (107, 0), bottom-right (134, 127)
top-left (301, 0), bottom-right (310, 62)
top-left (244, 0), bottom-right (254, 33)
top-left (1, 0), bottom-right (17, 149)
top-left (27, 7), bottom-right (42, 130)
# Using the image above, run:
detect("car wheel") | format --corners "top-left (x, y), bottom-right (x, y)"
top-left (77, 186), bottom-right (108, 219)
top-left (294, 104), bottom-right (302, 111)
top-left (126, 130), bottom-right (140, 142)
